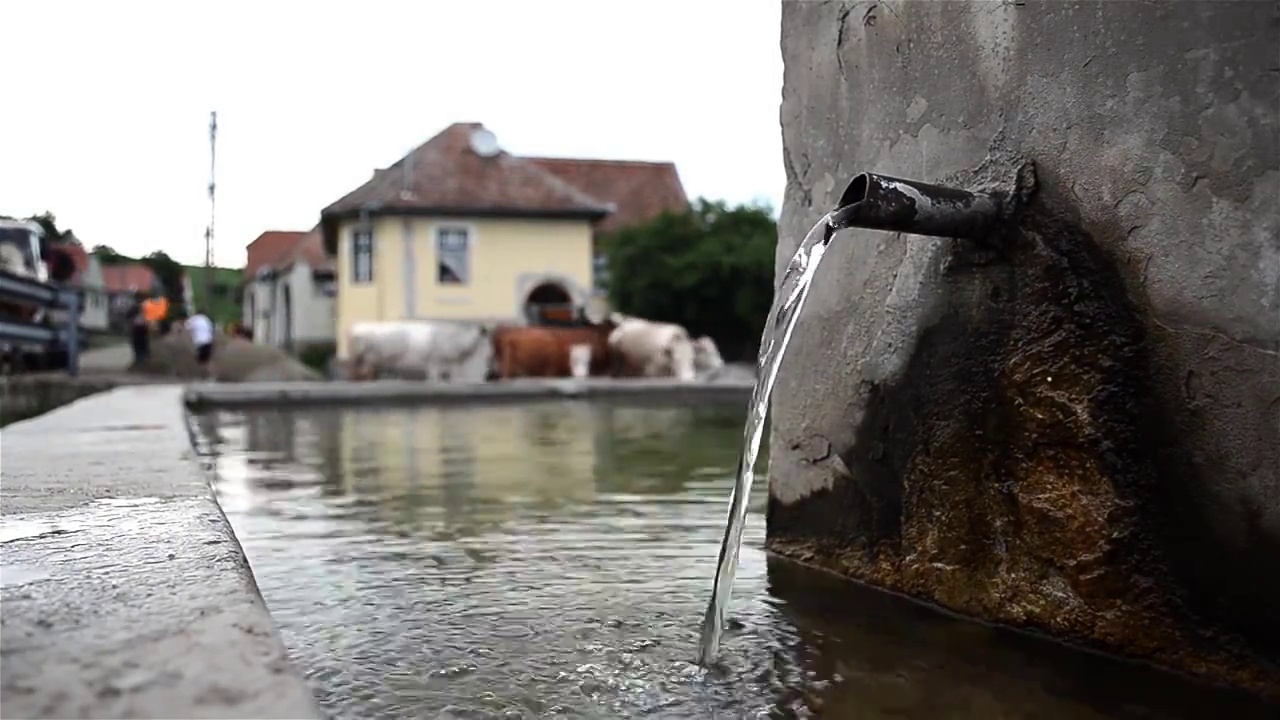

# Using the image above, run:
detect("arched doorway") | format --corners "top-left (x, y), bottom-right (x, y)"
top-left (524, 282), bottom-right (575, 325)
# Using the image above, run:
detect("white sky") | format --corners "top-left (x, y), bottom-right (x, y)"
top-left (1, 0), bottom-right (785, 267)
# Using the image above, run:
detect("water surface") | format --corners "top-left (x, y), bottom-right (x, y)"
top-left (192, 403), bottom-right (1274, 719)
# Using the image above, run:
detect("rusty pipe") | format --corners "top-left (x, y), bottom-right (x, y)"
top-left (826, 172), bottom-right (1001, 242)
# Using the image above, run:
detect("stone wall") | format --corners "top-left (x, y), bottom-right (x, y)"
top-left (771, 0), bottom-right (1279, 694)
top-left (0, 376), bottom-right (121, 427)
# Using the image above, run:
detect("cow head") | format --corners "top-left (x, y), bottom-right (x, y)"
top-left (692, 336), bottom-right (725, 375)
top-left (666, 337), bottom-right (697, 382)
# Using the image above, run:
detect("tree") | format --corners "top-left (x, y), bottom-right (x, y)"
top-left (27, 212), bottom-right (76, 245)
top-left (91, 245), bottom-right (131, 265)
top-left (602, 198), bottom-right (777, 361)
top-left (141, 251), bottom-right (186, 308)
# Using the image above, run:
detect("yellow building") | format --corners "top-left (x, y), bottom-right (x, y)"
top-left (323, 122), bottom-right (603, 358)
top-left (320, 122), bottom-right (689, 358)
top-left (336, 403), bottom-right (605, 517)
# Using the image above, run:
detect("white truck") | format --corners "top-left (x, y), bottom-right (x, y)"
top-left (0, 218), bottom-right (78, 370)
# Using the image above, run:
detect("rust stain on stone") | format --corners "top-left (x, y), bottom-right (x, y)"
top-left (768, 201), bottom-right (1280, 698)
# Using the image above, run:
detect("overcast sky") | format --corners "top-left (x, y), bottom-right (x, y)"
top-left (1, 0), bottom-right (784, 267)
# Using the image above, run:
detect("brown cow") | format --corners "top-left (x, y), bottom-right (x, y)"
top-left (491, 321), bottom-right (616, 379)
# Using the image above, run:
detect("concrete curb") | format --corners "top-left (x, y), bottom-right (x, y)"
top-left (0, 385), bottom-right (319, 719)
top-left (184, 377), bottom-right (758, 409)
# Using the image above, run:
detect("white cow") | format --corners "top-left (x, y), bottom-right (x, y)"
top-left (348, 320), bottom-right (492, 382)
top-left (607, 313), bottom-right (697, 381)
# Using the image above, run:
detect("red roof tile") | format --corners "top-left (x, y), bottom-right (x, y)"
top-left (524, 158), bottom-right (689, 235)
top-left (278, 228), bottom-right (332, 273)
top-left (245, 230), bottom-right (308, 279)
top-left (320, 123), bottom-right (614, 254)
top-left (101, 263), bottom-right (157, 294)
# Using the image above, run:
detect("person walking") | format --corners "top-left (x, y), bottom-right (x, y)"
top-left (124, 291), bottom-right (150, 367)
top-left (184, 308), bottom-right (216, 380)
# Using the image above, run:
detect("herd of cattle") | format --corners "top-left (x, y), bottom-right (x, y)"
top-left (347, 313), bottom-right (727, 383)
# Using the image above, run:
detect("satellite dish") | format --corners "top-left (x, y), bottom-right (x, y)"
top-left (469, 128), bottom-right (501, 158)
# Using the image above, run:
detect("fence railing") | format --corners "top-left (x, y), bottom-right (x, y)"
top-left (0, 268), bottom-right (81, 376)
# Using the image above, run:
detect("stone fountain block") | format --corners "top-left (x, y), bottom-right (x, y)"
top-left (770, 0), bottom-right (1279, 696)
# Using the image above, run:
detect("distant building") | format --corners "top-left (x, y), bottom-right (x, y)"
top-left (319, 121), bottom-right (688, 357)
top-left (242, 228), bottom-right (335, 349)
top-left (53, 243), bottom-right (109, 331)
top-left (524, 156), bottom-right (688, 296)
top-left (100, 262), bottom-right (159, 328)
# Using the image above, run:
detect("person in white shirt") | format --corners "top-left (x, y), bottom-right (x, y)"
top-left (183, 309), bottom-right (216, 379)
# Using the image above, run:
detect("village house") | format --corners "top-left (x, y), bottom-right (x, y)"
top-left (524, 156), bottom-right (688, 296)
top-left (55, 242), bottom-right (109, 332)
top-left (319, 122), bottom-right (688, 357)
top-left (100, 262), bottom-right (159, 329)
top-left (242, 228), bottom-right (336, 350)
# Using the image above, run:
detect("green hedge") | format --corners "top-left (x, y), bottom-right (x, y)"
top-left (295, 342), bottom-right (337, 374)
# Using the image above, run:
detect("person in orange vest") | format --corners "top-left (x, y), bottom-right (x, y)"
top-left (141, 294), bottom-right (170, 333)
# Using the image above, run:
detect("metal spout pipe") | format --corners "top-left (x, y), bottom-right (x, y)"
top-left (827, 172), bottom-right (1001, 242)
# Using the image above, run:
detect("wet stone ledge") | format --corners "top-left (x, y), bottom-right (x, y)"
top-left (0, 385), bottom-right (318, 719)
top-left (183, 376), bottom-right (758, 410)
top-left (0, 375), bottom-right (126, 428)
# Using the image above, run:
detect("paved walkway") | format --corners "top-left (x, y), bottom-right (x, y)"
top-left (77, 343), bottom-right (134, 374)
top-left (0, 386), bottom-right (317, 718)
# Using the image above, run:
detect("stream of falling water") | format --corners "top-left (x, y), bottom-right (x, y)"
top-left (697, 213), bottom-right (837, 666)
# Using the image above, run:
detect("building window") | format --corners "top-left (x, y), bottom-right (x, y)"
top-left (593, 253), bottom-right (609, 290)
top-left (352, 228), bottom-right (373, 284)
top-left (436, 227), bottom-right (470, 285)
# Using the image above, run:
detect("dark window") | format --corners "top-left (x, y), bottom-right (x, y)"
top-left (436, 227), bottom-right (469, 285)
top-left (0, 227), bottom-right (38, 270)
top-left (593, 253), bottom-right (609, 290)
top-left (352, 228), bottom-right (374, 284)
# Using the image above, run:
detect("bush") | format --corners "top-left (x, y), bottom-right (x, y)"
top-left (603, 199), bottom-right (776, 361)
top-left (296, 341), bottom-right (337, 374)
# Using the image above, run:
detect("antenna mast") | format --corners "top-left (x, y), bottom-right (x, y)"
top-left (203, 110), bottom-right (217, 311)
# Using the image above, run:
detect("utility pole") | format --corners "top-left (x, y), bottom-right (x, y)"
top-left (203, 110), bottom-right (218, 313)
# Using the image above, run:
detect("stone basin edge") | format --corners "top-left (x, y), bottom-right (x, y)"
top-left (0, 384), bottom-right (321, 719)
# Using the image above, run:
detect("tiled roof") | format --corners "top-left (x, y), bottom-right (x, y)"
top-left (278, 228), bottom-right (332, 273)
top-left (320, 123), bottom-right (614, 253)
top-left (101, 263), bottom-right (157, 294)
top-left (524, 158), bottom-right (689, 235)
top-left (318, 122), bottom-right (694, 255)
top-left (245, 231), bottom-right (308, 279)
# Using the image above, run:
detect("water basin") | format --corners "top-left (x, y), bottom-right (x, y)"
top-left (191, 402), bottom-right (1274, 719)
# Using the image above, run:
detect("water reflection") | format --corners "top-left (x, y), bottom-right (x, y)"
top-left (194, 404), bottom-right (1275, 720)
top-left (764, 557), bottom-right (1275, 719)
